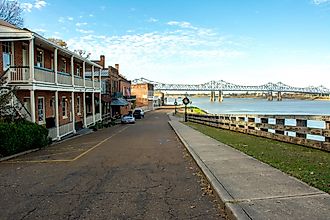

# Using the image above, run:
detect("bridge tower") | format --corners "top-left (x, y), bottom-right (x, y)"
top-left (267, 91), bottom-right (273, 101)
top-left (210, 91), bottom-right (216, 102)
top-left (218, 90), bottom-right (223, 102)
top-left (277, 91), bottom-right (282, 101)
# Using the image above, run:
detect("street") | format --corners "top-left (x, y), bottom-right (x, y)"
top-left (0, 110), bottom-right (225, 220)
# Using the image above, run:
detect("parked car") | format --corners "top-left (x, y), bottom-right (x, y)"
top-left (133, 108), bottom-right (144, 119)
top-left (121, 114), bottom-right (135, 124)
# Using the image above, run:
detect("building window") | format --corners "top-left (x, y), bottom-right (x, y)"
top-left (77, 96), bottom-right (81, 115)
top-left (60, 58), bottom-right (67, 73)
top-left (2, 42), bottom-right (12, 71)
top-left (36, 48), bottom-right (44, 67)
top-left (37, 97), bottom-right (45, 124)
top-left (62, 96), bottom-right (68, 118)
top-left (76, 64), bottom-right (81, 76)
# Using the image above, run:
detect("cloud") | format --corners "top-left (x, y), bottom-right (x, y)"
top-left (147, 17), bottom-right (158, 23)
top-left (312, 0), bottom-right (330, 5)
top-left (34, 0), bottom-right (46, 9)
top-left (167, 21), bottom-right (198, 30)
top-left (67, 17), bottom-right (74, 21)
top-left (66, 22), bottom-right (246, 83)
top-left (76, 29), bottom-right (94, 34)
top-left (22, 0), bottom-right (47, 12)
top-left (76, 22), bottom-right (88, 27)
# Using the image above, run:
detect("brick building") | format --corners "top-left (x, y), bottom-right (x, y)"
top-left (0, 20), bottom-right (102, 140)
top-left (131, 83), bottom-right (155, 109)
top-left (91, 56), bottom-right (133, 116)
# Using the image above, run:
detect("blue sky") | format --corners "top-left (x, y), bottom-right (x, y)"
top-left (20, 0), bottom-right (330, 87)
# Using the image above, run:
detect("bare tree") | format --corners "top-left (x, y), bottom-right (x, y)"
top-left (48, 38), bottom-right (68, 49)
top-left (0, 0), bottom-right (24, 27)
top-left (74, 49), bottom-right (91, 59)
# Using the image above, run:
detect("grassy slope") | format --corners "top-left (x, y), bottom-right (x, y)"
top-left (186, 122), bottom-right (330, 193)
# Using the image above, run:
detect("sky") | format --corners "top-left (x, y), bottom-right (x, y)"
top-left (19, 0), bottom-right (330, 88)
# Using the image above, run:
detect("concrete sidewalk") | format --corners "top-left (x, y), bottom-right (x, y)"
top-left (169, 115), bottom-right (330, 220)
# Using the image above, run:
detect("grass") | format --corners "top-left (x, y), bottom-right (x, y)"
top-left (186, 122), bottom-right (330, 193)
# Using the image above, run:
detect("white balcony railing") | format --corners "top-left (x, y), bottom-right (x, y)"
top-left (9, 67), bottom-right (29, 81)
top-left (86, 115), bottom-right (94, 126)
top-left (85, 80), bottom-right (93, 88)
top-left (48, 127), bottom-right (57, 140)
top-left (95, 113), bottom-right (101, 121)
top-left (59, 122), bottom-right (74, 136)
top-left (74, 76), bottom-right (84, 87)
top-left (35, 67), bottom-right (55, 83)
top-left (57, 72), bottom-right (72, 85)
top-left (94, 80), bottom-right (100, 89)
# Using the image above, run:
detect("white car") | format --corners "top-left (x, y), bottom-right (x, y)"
top-left (121, 114), bottom-right (135, 124)
top-left (133, 108), bottom-right (144, 119)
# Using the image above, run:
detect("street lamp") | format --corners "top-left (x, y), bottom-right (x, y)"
top-left (182, 96), bottom-right (190, 122)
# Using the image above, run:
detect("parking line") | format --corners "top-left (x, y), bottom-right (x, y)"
top-left (2, 126), bottom-right (128, 164)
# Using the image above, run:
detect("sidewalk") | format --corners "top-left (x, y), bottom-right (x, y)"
top-left (168, 115), bottom-right (330, 220)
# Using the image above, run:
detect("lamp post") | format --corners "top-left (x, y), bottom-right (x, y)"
top-left (182, 96), bottom-right (190, 122)
top-left (174, 99), bottom-right (177, 114)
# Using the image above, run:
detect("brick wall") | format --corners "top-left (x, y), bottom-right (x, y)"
top-left (131, 84), bottom-right (149, 107)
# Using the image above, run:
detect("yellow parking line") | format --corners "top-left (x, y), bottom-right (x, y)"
top-left (2, 126), bottom-right (128, 164)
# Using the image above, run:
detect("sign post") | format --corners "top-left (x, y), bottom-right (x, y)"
top-left (182, 96), bottom-right (190, 122)
top-left (174, 99), bottom-right (178, 114)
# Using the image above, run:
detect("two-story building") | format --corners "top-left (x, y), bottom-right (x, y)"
top-left (91, 55), bottom-right (133, 116)
top-left (0, 20), bottom-right (102, 140)
top-left (131, 83), bottom-right (155, 109)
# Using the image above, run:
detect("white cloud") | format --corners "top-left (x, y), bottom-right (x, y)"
top-left (147, 17), bottom-right (158, 23)
top-left (67, 17), bottom-right (74, 21)
top-left (312, 0), bottom-right (330, 5)
top-left (76, 22), bottom-right (87, 27)
top-left (76, 29), bottom-right (94, 34)
top-left (34, 0), bottom-right (46, 9)
top-left (66, 23), bottom-right (245, 84)
top-left (167, 21), bottom-right (198, 30)
top-left (22, 0), bottom-right (46, 12)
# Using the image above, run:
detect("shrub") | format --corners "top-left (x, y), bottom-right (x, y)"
top-left (0, 120), bottom-right (49, 157)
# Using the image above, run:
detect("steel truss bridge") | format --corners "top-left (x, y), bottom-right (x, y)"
top-left (132, 78), bottom-right (330, 94)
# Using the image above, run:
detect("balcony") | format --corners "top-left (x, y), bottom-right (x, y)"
top-left (6, 66), bottom-right (100, 90)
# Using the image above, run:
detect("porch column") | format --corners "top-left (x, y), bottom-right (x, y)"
top-left (29, 38), bottom-right (35, 81)
top-left (71, 55), bottom-right (74, 86)
top-left (92, 65), bottom-right (95, 88)
top-left (71, 91), bottom-right (76, 134)
top-left (54, 48), bottom-right (58, 85)
top-left (83, 61), bottom-right (86, 87)
top-left (99, 68), bottom-right (101, 89)
top-left (83, 92), bottom-right (87, 128)
top-left (92, 92), bottom-right (95, 125)
top-left (99, 92), bottom-right (102, 121)
top-left (55, 90), bottom-right (60, 140)
top-left (30, 90), bottom-right (36, 123)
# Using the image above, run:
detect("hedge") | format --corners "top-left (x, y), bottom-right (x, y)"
top-left (0, 120), bottom-right (49, 157)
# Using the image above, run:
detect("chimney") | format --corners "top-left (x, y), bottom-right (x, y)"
top-left (115, 64), bottom-right (119, 72)
top-left (100, 55), bottom-right (105, 69)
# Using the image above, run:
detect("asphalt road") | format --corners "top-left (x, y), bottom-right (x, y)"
top-left (0, 110), bottom-right (225, 220)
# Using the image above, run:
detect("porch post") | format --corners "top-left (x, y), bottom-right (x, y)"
top-left (71, 91), bottom-right (76, 134)
top-left (92, 65), bottom-right (95, 88)
top-left (55, 90), bottom-right (60, 140)
top-left (29, 38), bottom-right (35, 81)
top-left (54, 48), bottom-right (58, 84)
top-left (92, 92), bottom-right (95, 125)
top-left (71, 55), bottom-right (74, 86)
top-left (99, 92), bottom-right (102, 121)
top-left (83, 92), bottom-right (87, 128)
top-left (30, 90), bottom-right (36, 123)
top-left (83, 61), bottom-right (86, 87)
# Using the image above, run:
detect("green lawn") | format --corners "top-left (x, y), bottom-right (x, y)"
top-left (186, 122), bottom-right (330, 193)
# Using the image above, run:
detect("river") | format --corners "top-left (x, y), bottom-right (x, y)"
top-left (166, 97), bottom-right (330, 115)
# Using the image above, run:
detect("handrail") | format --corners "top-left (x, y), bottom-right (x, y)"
top-left (187, 113), bottom-right (330, 152)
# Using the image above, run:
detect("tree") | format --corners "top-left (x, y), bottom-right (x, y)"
top-left (48, 38), bottom-right (68, 49)
top-left (0, 0), bottom-right (24, 27)
top-left (74, 49), bottom-right (91, 59)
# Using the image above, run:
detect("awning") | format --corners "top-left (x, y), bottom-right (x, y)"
top-left (110, 98), bottom-right (128, 106)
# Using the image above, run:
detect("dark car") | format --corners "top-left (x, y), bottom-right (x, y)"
top-left (133, 109), bottom-right (144, 119)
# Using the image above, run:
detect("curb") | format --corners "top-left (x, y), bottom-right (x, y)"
top-left (168, 121), bottom-right (250, 220)
top-left (0, 148), bottom-right (40, 162)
